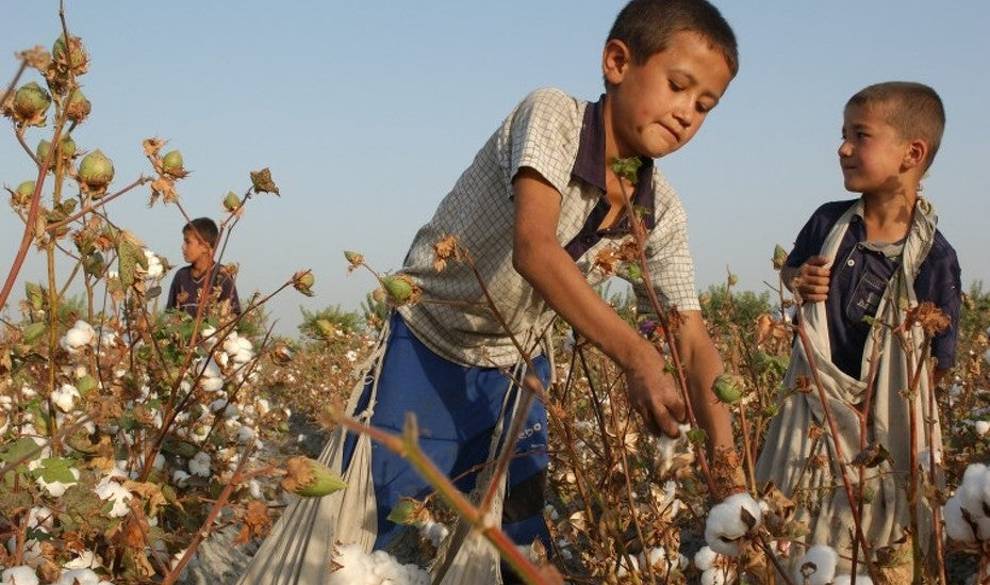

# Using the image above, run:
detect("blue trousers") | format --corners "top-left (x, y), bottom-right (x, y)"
top-left (342, 314), bottom-right (551, 550)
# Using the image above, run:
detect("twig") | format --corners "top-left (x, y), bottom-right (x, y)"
top-left (335, 413), bottom-right (563, 585)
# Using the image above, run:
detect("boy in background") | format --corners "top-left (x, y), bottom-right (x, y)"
top-left (166, 217), bottom-right (241, 317)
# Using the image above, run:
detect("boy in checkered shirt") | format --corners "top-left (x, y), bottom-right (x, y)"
top-left (344, 0), bottom-right (740, 567)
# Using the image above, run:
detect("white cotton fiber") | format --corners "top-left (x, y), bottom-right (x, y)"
top-left (794, 544), bottom-right (838, 585)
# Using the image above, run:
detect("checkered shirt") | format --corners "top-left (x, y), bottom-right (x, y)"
top-left (397, 88), bottom-right (700, 368)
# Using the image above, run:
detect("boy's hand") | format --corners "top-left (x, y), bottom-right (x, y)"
top-left (623, 347), bottom-right (686, 438)
top-left (793, 255), bottom-right (831, 302)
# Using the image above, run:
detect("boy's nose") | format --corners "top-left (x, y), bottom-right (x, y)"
top-left (837, 141), bottom-right (853, 157)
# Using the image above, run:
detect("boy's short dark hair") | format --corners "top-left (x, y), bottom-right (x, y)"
top-left (183, 217), bottom-right (220, 249)
top-left (607, 0), bottom-right (738, 76)
top-left (847, 81), bottom-right (946, 171)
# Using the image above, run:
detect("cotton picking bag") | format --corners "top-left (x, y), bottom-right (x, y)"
top-left (239, 318), bottom-right (543, 585)
top-left (756, 198), bottom-right (942, 572)
top-left (236, 321), bottom-right (390, 585)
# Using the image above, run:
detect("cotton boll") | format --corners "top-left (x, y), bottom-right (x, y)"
top-left (256, 398), bottom-right (271, 416)
top-left (615, 554), bottom-right (639, 578)
top-left (62, 550), bottom-right (100, 570)
top-left (94, 477), bottom-right (132, 518)
top-left (943, 496), bottom-right (977, 545)
top-left (794, 545), bottom-right (838, 585)
top-left (977, 421), bottom-right (990, 436)
top-left (1, 566), bottom-right (40, 585)
top-left (52, 384), bottom-right (81, 412)
top-left (200, 376), bottom-right (224, 393)
top-left (832, 575), bottom-right (874, 585)
top-left (55, 568), bottom-right (112, 585)
top-left (638, 547), bottom-right (667, 569)
top-left (189, 452), bottom-right (211, 477)
top-left (701, 567), bottom-right (732, 585)
top-left (959, 464), bottom-right (990, 518)
top-left (6, 537), bottom-right (44, 567)
top-left (237, 425), bottom-right (256, 444)
top-left (694, 546), bottom-right (718, 571)
top-left (236, 337), bottom-right (253, 352)
top-left (704, 492), bottom-right (763, 556)
top-left (172, 470), bottom-right (191, 487)
top-left (27, 506), bottom-right (54, 531)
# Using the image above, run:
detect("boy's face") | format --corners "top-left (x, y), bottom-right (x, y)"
top-left (838, 104), bottom-right (915, 195)
top-left (603, 31), bottom-right (733, 159)
top-left (182, 230), bottom-right (211, 264)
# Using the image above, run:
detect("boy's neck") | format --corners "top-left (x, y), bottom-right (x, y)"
top-left (860, 187), bottom-right (918, 242)
top-left (191, 257), bottom-right (214, 278)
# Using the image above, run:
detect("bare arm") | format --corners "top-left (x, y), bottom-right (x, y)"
top-left (513, 168), bottom-right (685, 436)
top-left (674, 310), bottom-right (732, 453)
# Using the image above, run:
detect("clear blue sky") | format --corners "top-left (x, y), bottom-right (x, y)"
top-left (2, 1), bottom-right (987, 335)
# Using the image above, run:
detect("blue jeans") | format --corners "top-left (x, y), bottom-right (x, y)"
top-left (342, 314), bottom-right (551, 550)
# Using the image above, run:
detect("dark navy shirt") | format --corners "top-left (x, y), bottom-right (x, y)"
top-left (786, 199), bottom-right (962, 378)
top-left (166, 264), bottom-right (241, 317)
top-left (563, 94), bottom-right (656, 261)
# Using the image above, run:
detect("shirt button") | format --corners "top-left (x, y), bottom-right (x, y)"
top-left (847, 258), bottom-right (856, 267)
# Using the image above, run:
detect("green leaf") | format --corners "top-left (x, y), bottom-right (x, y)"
top-left (34, 457), bottom-right (77, 484)
top-left (610, 157), bottom-right (642, 184)
top-left (77, 374), bottom-right (98, 396)
top-left (0, 437), bottom-right (43, 464)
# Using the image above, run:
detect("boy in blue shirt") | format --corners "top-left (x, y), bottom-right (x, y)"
top-left (758, 82), bottom-right (961, 572)
top-left (166, 217), bottom-right (241, 317)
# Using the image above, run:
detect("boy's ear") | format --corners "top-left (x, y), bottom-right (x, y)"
top-left (602, 39), bottom-right (633, 87)
top-left (902, 138), bottom-right (928, 171)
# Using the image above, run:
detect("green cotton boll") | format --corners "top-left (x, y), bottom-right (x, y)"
top-left (13, 82), bottom-right (51, 119)
top-left (22, 322), bottom-right (47, 345)
top-left (13, 181), bottom-right (36, 206)
top-left (712, 373), bottom-right (744, 405)
top-left (53, 34), bottom-right (88, 71)
top-left (162, 150), bottom-right (184, 176)
top-left (381, 275), bottom-right (413, 304)
top-left (66, 89), bottom-right (92, 123)
top-left (223, 191), bottom-right (241, 212)
top-left (78, 150), bottom-right (115, 192)
top-left (772, 244), bottom-right (788, 271)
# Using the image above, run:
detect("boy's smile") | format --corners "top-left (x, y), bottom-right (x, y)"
top-left (838, 104), bottom-right (913, 195)
top-left (603, 31), bottom-right (733, 159)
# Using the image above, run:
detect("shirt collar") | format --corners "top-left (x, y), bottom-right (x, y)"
top-left (571, 94), bottom-right (656, 230)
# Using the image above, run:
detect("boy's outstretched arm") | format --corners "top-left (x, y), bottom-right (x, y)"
top-left (512, 168), bottom-right (688, 438)
top-left (673, 311), bottom-right (733, 454)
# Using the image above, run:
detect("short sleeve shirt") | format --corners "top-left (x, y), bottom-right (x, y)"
top-left (785, 199), bottom-right (962, 378)
top-left (398, 88), bottom-right (700, 367)
top-left (166, 265), bottom-right (241, 317)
